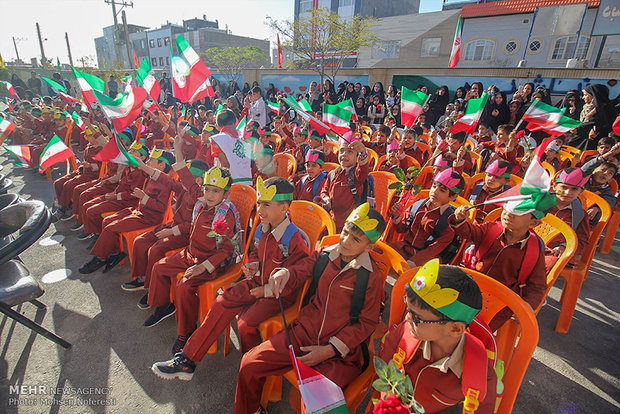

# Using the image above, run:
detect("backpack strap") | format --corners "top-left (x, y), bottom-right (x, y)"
top-left (469, 182), bottom-right (484, 204)
top-left (253, 225), bottom-right (264, 248)
top-left (517, 232), bottom-right (544, 293)
top-left (392, 323), bottom-right (422, 371)
top-left (312, 170), bottom-right (328, 199)
top-left (406, 198), bottom-right (428, 229)
top-left (280, 222), bottom-right (305, 258)
top-left (349, 267), bottom-right (371, 325)
top-left (461, 332), bottom-right (489, 414)
top-left (475, 222), bottom-right (504, 263)
top-left (571, 198), bottom-right (586, 231)
top-left (301, 250), bottom-right (330, 307)
top-left (346, 167), bottom-right (362, 206)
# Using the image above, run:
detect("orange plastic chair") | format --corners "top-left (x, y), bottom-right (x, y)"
top-left (561, 145), bottom-right (581, 158)
top-left (374, 155), bottom-right (420, 172)
top-left (387, 266), bottom-right (539, 414)
top-left (558, 150), bottom-right (577, 168)
top-left (288, 200), bottom-right (336, 249)
top-left (541, 161), bottom-right (556, 177)
top-left (273, 153), bottom-right (296, 180)
top-left (364, 148), bottom-right (378, 171)
top-left (579, 149), bottom-right (598, 164)
top-left (600, 205), bottom-right (620, 255)
top-left (465, 137), bottom-right (477, 151)
top-left (262, 236), bottom-right (409, 410)
top-left (468, 151), bottom-right (483, 174)
top-left (415, 141), bottom-right (432, 163)
top-left (555, 190), bottom-right (611, 333)
top-left (463, 172), bottom-right (522, 199)
top-left (322, 162), bottom-right (340, 172)
top-left (152, 114), bottom-right (173, 149)
top-left (270, 133), bottom-right (283, 153)
top-left (369, 171), bottom-right (398, 218)
top-left (98, 162), bottom-right (108, 179)
top-left (324, 140), bottom-right (339, 157)
top-left (413, 166), bottom-right (434, 189)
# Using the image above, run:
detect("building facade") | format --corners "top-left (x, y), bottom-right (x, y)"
top-left (295, 0), bottom-right (420, 19)
top-left (94, 24), bottom-right (148, 70)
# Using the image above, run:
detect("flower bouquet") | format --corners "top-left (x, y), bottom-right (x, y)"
top-left (372, 356), bottom-right (425, 413)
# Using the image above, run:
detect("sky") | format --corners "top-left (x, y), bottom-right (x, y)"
top-left (1, 0), bottom-right (444, 64)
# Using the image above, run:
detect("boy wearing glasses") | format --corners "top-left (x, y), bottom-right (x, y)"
top-left (380, 259), bottom-right (497, 413)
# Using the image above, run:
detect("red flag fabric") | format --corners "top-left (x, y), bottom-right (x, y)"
top-left (277, 34), bottom-right (283, 69)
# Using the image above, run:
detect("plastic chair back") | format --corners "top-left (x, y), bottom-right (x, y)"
top-left (541, 161), bottom-right (556, 177)
top-left (463, 173), bottom-right (522, 199)
top-left (415, 141), bottom-right (432, 162)
top-left (369, 171), bottom-right (398, 218)
top-left (469, 151), bottom-right (483, 174)
top-left (413, 166), bottom-right (434, 189)
top-left (289, 200), bottom-right (336, 249)
top-left (325, 140), bottom-right (339, 157)
top-left (579, 149), bottom-right (598, 164)
top-left (390, 266), bottom-right (539, 414)
top-left (561, 145), bottom-right (581, 158)
top-left (273, 153), bottom-right (296, 180)
top-left (558, 150), bottom-right (576, 168)
top-left (322, 162), bottom-right (340, 172)
top-left (374, 155), bottom-right (420, 172)
top-left (228, 184), bottom-right (258, 241)
top-left (134, 117), bottom-right (144, 143)
top-left (366, 148), bottom-right (379, 170)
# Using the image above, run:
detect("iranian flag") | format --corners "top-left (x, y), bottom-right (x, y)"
top-left (289, 346), bottom-right (348, 414)
top-left (0, 81), bottom-right (20, 101)
top-left (42, 76), bottom-right (67, 93)
top-left (39, 135), bottom-right (75, 172)
top-left (451, 92), bottom-right (489, 134)
top-left (283, 96), bottom-right (332, 135)
top-left (58, 92), bottom-right (88, 112)
top-left (137, 58), bottom-right (162, 102)
top-left (266, 100), bottom-right (280, 113)
top-left (336, 99), bottom-right (357, 121)
top-left (448, 16), bottom-right (462, 68)
top-left (94, 134), bottom-right (139, 167)
top-left (298, 99), bottom-right (313, 113)
top-left (143, 99), bottom-right (160, 115)
top-left (3, 145), bottom-right (32, 167)
top-left (522, 99), bottom-right (582, 136)
top-left (0, 117), bottom-right (16, 139)
top-left (236, 115), bottom-right (247, 137)
top-left (67, 111), bottom-right (86, 132)
top-left (323, 103), bottom-right (353, 135)
top-left (72, 67), bottom-right (105, 108)
top-left (171, 35), bottom-right (214, 103)
top-left (93, 85), bottom-right (147, 133)
top-left (401, 86), bottom-right (429, 127)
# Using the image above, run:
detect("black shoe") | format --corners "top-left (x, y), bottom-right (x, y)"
top-left (103, 251), bottom-right (127, 273)
top-left (79, 256), bottom-right (106, 274)
top-left (137, 292), bottom-right (150, 310)
top-left (121, 276), bottom-right (145, 291)
top-left (144, 303), bottom-right (176, 327)
top-left (151, 352), bottom-right (196, 381)
top-left (70, 222), bottom-right (83, 232)
top-left (51, 208), bottom-right (65, 223)
top-left (60, 212), bottom-right (75, 222)
top-left (171, 331), bottom-right (194, 355)
top-left (76, 231), bottom-right (93, 240)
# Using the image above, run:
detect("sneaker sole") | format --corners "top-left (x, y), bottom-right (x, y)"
top-left (137, 303), bottom-right (151, 310)
top-left (60, 214), bottom-right (75, 221)
top-left (71, 225), bottom-right (84, 232)
top-left (144, 309), bottom-right (176, 328)
top-left (151, 365), bottom-right (193, 381)
top-left (121, 284), bottom-right (145, 292)
top-left (77, 234), bottom-right (93, 241)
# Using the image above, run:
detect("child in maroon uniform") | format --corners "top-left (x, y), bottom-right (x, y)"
top-left (78, 148), bottom-right (176, 274)
top-left (145, 165), bottom-right (241, 356)
top-left (401, 128), bottom-right (427, 166)
top-left (389, 168), bottom-right (465, 266)
top-left (378, 139), bottom-right (401, 173)
top-left (150, 176), bottom-right (310, 375)
top-left (451, 192), bottom-right (554, 329)
top-left (369, 125), bottom-right (391, 157)
top-left (478, 124), bottom-right (519, 170)
top-left (319, 133), bottom-right (371, 231)
top-left (380, 260), bottom-right (497, 413)
top-left (468, 160), bottom-right (512, 222)
top-left (121, 158), bottom-right (210, 307)
top-left (293, 149), bottom-right (327, 202)
top-left (152, 203), bottom-right (386, 414)
top-left (442, 131), bottom-right (474, 175)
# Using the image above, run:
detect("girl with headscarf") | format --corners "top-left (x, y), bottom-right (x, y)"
top-left (508, 98), bottom-right (522, 126)
top-left (322, 79), bottom-right (337, 105)
top-left (557, 89), bottom-right (583, 120)
top-left (307, 81), bottom-right (322, 112)
top-left (343, 82), bottom-right (357, 103)
top-left (571, 84), bottom-right (616, 150)
top-left (227, 96), bottom-right (241, 119)
top-left (371, 82), bottom-right (386, 104)
top-left (427, 85), bottom-right (450, 126)
top-left (453, 87), bottom-right (466, 101)
top-left (485, 91), bottom-right (510, 132)
top-left (354, 97), bottom-right (367, 118)
top-left (361, 85), bottom-right (372, 104)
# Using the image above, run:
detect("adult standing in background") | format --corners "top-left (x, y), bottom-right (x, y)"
top-left (27, 71), bottom-right (42, 95)
top-left (247, 86), bottom-right (268, 127)
top-left (107, 75), bottom-right (118, 98)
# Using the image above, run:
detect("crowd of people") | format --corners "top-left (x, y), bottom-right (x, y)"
top-left (2, 69), bottom-right (620, 413)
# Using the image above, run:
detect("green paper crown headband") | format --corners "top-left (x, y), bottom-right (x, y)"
top-left (256, 176), bottom-right (293, 201)
top-left (406, 259), bottom-right (480, 324)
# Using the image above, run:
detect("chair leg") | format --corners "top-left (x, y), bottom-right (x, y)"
top-left (555, 274), bottom-right (585, 334)
top-left (29, 299), bottom-right (46, 309)
top-left (0, 302), bottom-right (71, 349)
top-left (600, 211), bottom-right (619, 255)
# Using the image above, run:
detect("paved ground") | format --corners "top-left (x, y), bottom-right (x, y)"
top-left (0, 152), bottom-right (619, 414)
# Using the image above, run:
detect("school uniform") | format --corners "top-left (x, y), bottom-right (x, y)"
top-left (450, 219), bottom-right (547, 330)
top-left (81, 167), bottom-right (146, 234)
top-left (546, 203), bottom-right (590, 268)
top-left (371, 141), bottom-right (387, 157)
top-left (390, 201), bottom-right (456, 265)
top-left (479, 141), bottom-right (518, 169)
top-left (234, 245), bottom-right (382, 414)
top-left (378, 161), bottom-right (400, 173)
top-left (403, 145), bottom-right (427, 166)
top-left (53, 144), bottom-right (102, 207)
top-left (182, 217), bottom-right (310, 358)
top-left (31, 124), bottom-right (67, 167)
top-left (380, 321), bottom-right (497, 414)
top-left (90, 169), bottom-right (174, 260)
top-left (468, 183), bottom-right (508, 222)
top-left (72, 162), bottom-right (120, 216)
top-left (293, 171), bottom-right (327, 202)
top-left (319, 162), bottom-right (370, 231)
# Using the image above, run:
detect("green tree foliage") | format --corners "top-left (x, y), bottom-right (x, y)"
top-left (202, 45), bottom-right (269, 83)
top-left (266, 7), bottom-right (377, 84)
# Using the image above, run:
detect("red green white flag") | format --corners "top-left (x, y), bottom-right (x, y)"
top-left (93, 85), bottom-right (147, 133)
top-left (283, 96), bottom-right (332, 136)
top-left (451, 92), bottom-right (489, 134)
top-left (66, 110), bottom-right (86, 132)
top-left (236, 115), bottom-right (247, 137)
top-left (0, 117), bottom-right (16, 139)
top-left (143, 99), bottom-right (160, 115)
top-left (323, 103), bottom-right (353, 135)
top-left (448, 16), bottom-right (462, 68)
top-left (3, 144), bottom-right (32, 167)
top-left (266, 100), bottom-right (280, 113)
top-left (41, 76), bottom-right (67, 93)
top-left (336, 99), bottom-right (357, 121)
top-left (136, 58), bottom-right (162, 102)
top-left (522, 99), bottom-right (582, 136)
top-left (171, 35), bottom-right (214, 103)
top-left (298, 99), bottom-right (313, 113)
top-left (94, 134), bottom-right (139, 167)
top-left (39, 134), bottom-right (75, 172)
top-left (401, 86), bottom-right (429, 127)
top-left (0, 81), bottom-right (20, 101)
top-left (72, 67), bottom-right (105, 108)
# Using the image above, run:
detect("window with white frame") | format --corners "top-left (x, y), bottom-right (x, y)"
top-left (151, 57), bottom-right (157, 66)
top-left (551, 36), bottom-right (590, 60)
top-left (299, 0), bottom-right (313, 13)
top-left (464, 39), bottom-right (494, 61)
top-left (421, 38), bottom-right (441, 57)
top-left (339, 0), bottom-right (353, 6)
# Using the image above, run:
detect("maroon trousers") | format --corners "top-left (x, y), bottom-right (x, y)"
top-left (90, 208), bottom-right (161, 260)
top-left (82, 198), bottom-right (135, 234)
top-left (54, 171), bottom-right (97, 207)
top-left (73, 180), bottom-right (112, 215)
top-left (182, 280), bottom-right (295, 360)
top-left (234, 328), bottom-right (361, 414)
top-left (131, 226), bottom-right (189, 282)
top-left (148, 248), bottom-right (220, 335)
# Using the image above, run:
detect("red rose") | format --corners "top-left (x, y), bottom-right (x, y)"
top-left (374, 394), bottom-right (409, 414)
top-left (212, 219), bottom-right (228, 235)
top-left (516, 130), bottom-right (526, 139)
